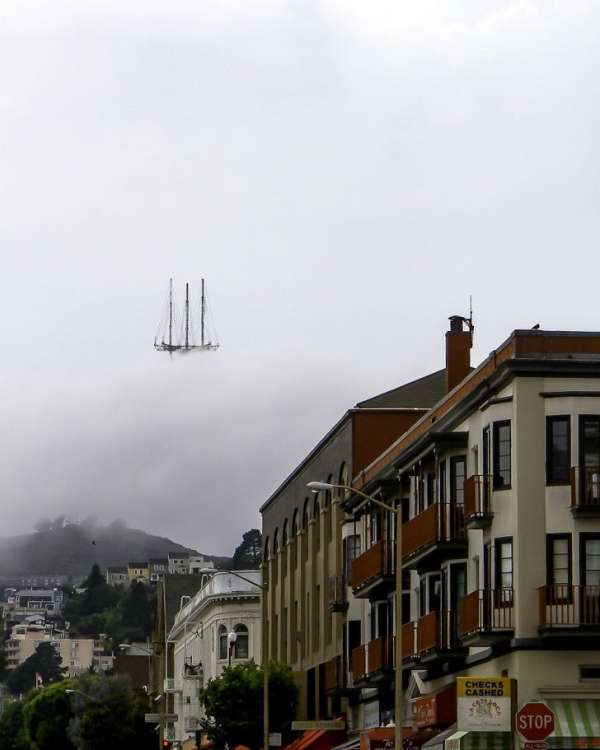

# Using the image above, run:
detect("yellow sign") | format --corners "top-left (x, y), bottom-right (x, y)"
top-left (457, 677), bottom-right (512, 699)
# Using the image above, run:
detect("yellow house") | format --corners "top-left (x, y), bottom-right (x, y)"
top-left (127, 561), bottom-right (149, 583)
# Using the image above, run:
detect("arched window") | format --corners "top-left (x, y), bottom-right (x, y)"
top-left (313, 496), bottom-right (321, 550)
top-left (302, 499), bottom-right (310, 530)
top-left (263, 537), bottom-right (270, 561)
top-left (273, 528), bottom-right (279, 554)
top-left (218, 624), bottom-right (228, 660)
top-left (234, 623), bottom-right (249, 659)
top-left (291, 510), bottom-right (299, 536)
top-left (282, 520), bottom-right (288, 546)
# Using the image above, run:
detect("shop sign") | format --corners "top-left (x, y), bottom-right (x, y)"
top-left (292, 721), bottom-right (345, 731)
top-left (457, 677), bottom-right (512, 732)
top-left (523, 743), bottom-right (548, 750)
top-left (415, 684), bottom-right (456, 728)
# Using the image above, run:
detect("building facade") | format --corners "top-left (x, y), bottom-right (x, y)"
top-left (106, 566), bottom-right (129, 586)
top-left (166, 570), bottom-right (262, 745)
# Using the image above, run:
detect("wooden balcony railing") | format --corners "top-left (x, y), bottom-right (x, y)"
top-left (402, 621), bottom-right (417, 661)
top-left (417, 610), bottom-right (440, 653)
top-left (366, 636), bottom-right (394, 673)
top-left (327, 575), bottom-right (348, 612)
top-left (351, 644), bottom-right (366, 680)
top-left (539, 585), bottom-right (600, 627)
top-left (571, 467), bottom-right (600, 510)
top-left (458, 589), bottom-right (514, 637)
top-left (464, 475), bottom-right (492, 522)
top-left (403, 610), bottom-right (458, 658)
top-left (402, 503), bottom-right (465, 560)
top-left (350, 540), bottom-right (393, 591)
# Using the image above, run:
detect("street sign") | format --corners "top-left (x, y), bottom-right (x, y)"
top-left (144, 713), bottom-right (178, 723)
top-left (269, 733), bottom-right (283, 746)
top-left (292, 720), bottom-right (345, 731)
top-left (516, 703), bottom-right (555, 742)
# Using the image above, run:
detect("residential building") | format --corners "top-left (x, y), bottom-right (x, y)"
top-left (106, 566), bottom-right (129, 586)
top-left (260, 349), bottom-right (450, 724)
top-left (128, 562), bottom-right (150, 584)
top-left (149, 558), bottom-right (168, 583)
top-left (189, 555), bottom-right (215, 579)
top-left (5, 621), bottom-right (109, 677)
top-left (167, 571), bottom-right (262, 745)
top-left (342, 324), bottom-right (600, 747)
top-left (168, 552), bottom-right (191, 575)
top-left (12, 588), bottom-right (63, 614)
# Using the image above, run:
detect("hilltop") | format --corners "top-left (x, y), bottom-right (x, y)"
top-left (0, 519), bottom-right (231, 579)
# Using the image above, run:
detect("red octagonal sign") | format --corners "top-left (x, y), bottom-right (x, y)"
top-left (516, 703), bottom-right (555, 742)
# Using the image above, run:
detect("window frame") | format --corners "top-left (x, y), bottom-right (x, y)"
top-left (580, 532), bottom-right (600, 588)
top-left (494, 536), bottom-right (513, 604)
top-left (546, 533), bottom-right (572, 602)
top-left (493, 420), bottom-right (512, 490)
top-left (546, 416), bottom-right (571, 486)
top-left (450, 455), bottom-right (466, 506)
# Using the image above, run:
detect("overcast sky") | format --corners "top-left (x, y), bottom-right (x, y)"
top-left (2, 0), bottom-right (600, 554)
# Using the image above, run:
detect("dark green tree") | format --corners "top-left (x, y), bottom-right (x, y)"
top-left (79, 565), bottom-right (118, 617)
top-left (200, 661), bottom-right (298, 750)
top-left (7, 642), bottom-right (67, 695)
top-left (119, 581), bottom-right (151, 640)
top-left (0, 700), bottom-right (30, 750)
top-left (22, 680), bottom-right (74, 750)
top-left (232, 529), bottom-right (262, 570)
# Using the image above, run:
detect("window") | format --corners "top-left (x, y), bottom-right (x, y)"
top-left (450, 456), bottom-right (466, 505)
top-left (493, 421), bottom-right (511, 489)
top-left (580, 665), bottom-right (600, 681)
top-left (426, 473), bottom-right (435, 508)
top-left (439, 461), bottom-right (446, 504)
top-left (234, 624), bottom-right (249, 659)
top-left (218, 625), bottom-right (228, 660)
top-left (495, 538), bottom-right (513, 592)
top-left (547, 534), bottom-right (571, 589)
top-left (582, 535), bottom-right (600, 586)
top-left (343, 535), bottom-right (361, 579)
top-left (547, 417), bottom-right (571, 484)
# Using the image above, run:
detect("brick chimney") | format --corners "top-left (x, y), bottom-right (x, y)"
top-left (445, 315), bottom-right (472, 392)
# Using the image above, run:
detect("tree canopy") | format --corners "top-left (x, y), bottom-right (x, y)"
top-left (22, 680), bottom-right (75, 750)
top-left (0, 700), bottom-right (30, 750)
top-left (232, 529), bottom-right (262, 570)
top-left (200, 661), bottom-right (298, 750)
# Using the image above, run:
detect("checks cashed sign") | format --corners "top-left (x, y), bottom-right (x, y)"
top-left (457, 677), bottom-right (513, 732)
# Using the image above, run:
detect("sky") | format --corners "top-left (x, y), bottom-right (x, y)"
top-left (2, 0), bottom-right (600, 554)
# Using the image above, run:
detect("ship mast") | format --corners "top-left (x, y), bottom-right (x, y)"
top-left (201, 278), bottom-right (205, 348)
top-left (185, 282), bottom-right (190, 350)
top-left (168, 277), bottom-right (174, 350)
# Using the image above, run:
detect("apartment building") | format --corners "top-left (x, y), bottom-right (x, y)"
top-left (106, 566), bottom-right (129, 586)
top-left (169, 552), bottom-right (191, 575)
top-left (261, 350), bottom-right (455, 725)
top-left (5, 621), bottom-right (108, 677)
top-left (343, 324), bottom-right (600, 748)
top-left (166, 571), bottom-right (262, 745)
top-left (128, 561), bottom-right (150, 583)
top-left (149, 558), bottom-right (168, 583)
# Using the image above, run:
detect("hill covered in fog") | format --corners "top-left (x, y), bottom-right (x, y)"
top-left (0, 518), bottom-right (231, 579)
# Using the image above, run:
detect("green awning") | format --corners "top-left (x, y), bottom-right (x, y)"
top-left (546, 699), bottom-right (600, 749)
top-left (444, 732), bottom-right (511, 750)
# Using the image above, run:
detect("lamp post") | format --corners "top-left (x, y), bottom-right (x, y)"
top-left (65, 688), bottom-right (98, 702)
top-left (306, 481), bottom-right (403, 750)
top-left (225, 570), bottom-right (269, 750)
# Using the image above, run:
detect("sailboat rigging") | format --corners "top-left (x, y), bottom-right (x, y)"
top-left (154, 278), bottom-right (219, 354)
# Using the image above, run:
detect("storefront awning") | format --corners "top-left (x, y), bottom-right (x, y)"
top-left (546, 699), bottom-right (600, 749)
top-left (421, 725), bottom-right (457, 750)
top-left (445, 731), bottom-right (511, 750)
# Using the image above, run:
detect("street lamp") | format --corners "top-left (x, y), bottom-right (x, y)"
top-left (65, 688), bottom-right (98, 702)
top-left (225, 570), bottom-right (269, 750)
top-left (306, 480), bottom-right (403, 750)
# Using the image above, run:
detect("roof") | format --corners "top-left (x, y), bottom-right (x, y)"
top-left (128, 562), bottom-right (148, 568)
top-left (148, 558), bottom-right (167, 565)
top-left (356, 369), bottom-right (447, 408)
top-left (18, 590), bottom-right (55, 597)
top-left (107, 566), bottom-right (127, 574)
top-left (168, 551), bottom-right (190, 559)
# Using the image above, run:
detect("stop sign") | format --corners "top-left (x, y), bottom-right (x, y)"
top-left (516, 703), bottom-right (555, 742)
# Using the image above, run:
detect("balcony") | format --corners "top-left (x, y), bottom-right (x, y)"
top-left (458, 589), bottom-right (514, 645)
top-left (464, 475), bottom-right (493, 527)
top-left (571, 467), bottom-right (600, 515)
top-left (350, 637), bottom-right (394, 686)
top-left (538, 585), bottom-right (600, 636)
top-left (402, 503), bottom-right (466, 567)
top-left (328, 575), bottom-right (348, 613)
top-left (350, 540), bottom-right (394, 597)
top-left (402, 611), bottom-right (462, 665)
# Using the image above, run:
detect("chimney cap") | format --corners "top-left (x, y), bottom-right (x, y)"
top-left (448, 315), bottom-right (467, 333)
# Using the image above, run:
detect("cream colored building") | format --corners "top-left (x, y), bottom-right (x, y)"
top-left (166, 570), bottom-right (262, 745)
top-left (6, 622), bottom-right (108, 677)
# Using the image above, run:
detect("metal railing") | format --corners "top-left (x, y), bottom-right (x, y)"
top-left (403, 610), bottom-right (457, 659)
top-left (458, 589), bottom-right (513, 637)
top-left (571, 467), bottom-right (600, 509)
top-left (327, 574), bottom-right (347, 612)
top-left (539, 584), bottom-right (600, 627)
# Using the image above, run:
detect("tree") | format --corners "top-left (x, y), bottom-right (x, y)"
top-left (119, 581), bottom-right (151, 640)
top-left (200, 661), bottom-right (298, 750)
top-left (22, 680), bottom-right (74, 750)
top-left (232, 529), bottom-right (262, 570)
top-left (7, 642), bottom-right (66, 695)
top-left (0, 700), bottom-right (30, 750)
